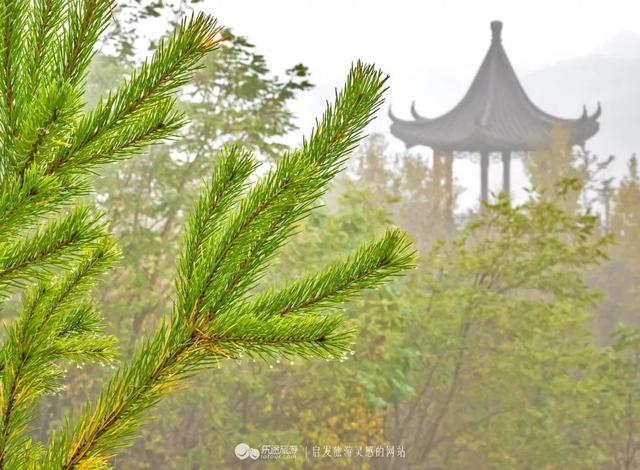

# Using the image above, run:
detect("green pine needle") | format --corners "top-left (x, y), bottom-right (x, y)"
top-left (0, 2), bottom-right (414, 468)
top-left (43, 61), bottom-right (414, 469)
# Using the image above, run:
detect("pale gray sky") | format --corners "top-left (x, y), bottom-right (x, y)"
top-left (168, 0), bottom-right (640, 208)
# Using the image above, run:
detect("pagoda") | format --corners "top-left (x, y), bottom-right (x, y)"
top-left (389, 21), bottom-right (601, 203)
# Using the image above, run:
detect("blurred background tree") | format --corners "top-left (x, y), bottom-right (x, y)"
top-left (594, 156), bottom-right (640, 340)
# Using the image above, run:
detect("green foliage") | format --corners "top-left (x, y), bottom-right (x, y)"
top-left (0, 2), bottom-right (414, 468)
top-left (0, 3), bottom-right (221, 466)
top-left (44, 63), bottom-right (413, 469)
top-left (85, 25), bottom-right (313, 359)
top-left (393, 188), bottom-right (612, 468)
top-left (595, 156), bottom-right (640, 337)
top-left (524, 125), bottom-right (614, 213)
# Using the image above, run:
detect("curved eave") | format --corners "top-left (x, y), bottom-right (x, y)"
top-left (389, 108), bottom-right (600, 152)
top-left (389, 21), bottom-right (601, 153)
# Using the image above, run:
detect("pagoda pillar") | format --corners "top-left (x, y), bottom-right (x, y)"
top-left (480, 152), bottom-right (489, 203)
top-left (432, 151), bottom-right (442, 188)
top-left (444, 154), bottom-right (453, 217)
top-left (502, 152), bottom-right (511, 197)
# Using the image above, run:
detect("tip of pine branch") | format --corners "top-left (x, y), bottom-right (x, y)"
top-left (194, 14), bottom-right (225, 52)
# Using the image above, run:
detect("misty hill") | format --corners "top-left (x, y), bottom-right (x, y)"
top-left (523, 34), bottom-right (640, 175)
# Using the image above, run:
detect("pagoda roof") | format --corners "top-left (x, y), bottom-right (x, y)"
top-left (389, 21), bottom-right (601, 153)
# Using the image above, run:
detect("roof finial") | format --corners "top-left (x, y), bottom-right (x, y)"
top-left (491, 21), bottom-right (503, 42)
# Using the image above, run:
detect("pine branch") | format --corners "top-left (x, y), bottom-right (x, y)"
top-left (245, 228), bottom-right (416, 319)
top-left (0, 169), bottom-right (88, 240)
top-left (43, 62), bottom-right (411, 469)
top-left (187, 62), bottom-right (389, 323)
top-left (51, 97), bottom-right (185, 174)
top-left (205, 313), bottom-right (356, 360)
top-left (27, 0), bottom-right (65, 80)
top-left (46, 12), bottom-right (223, 176)
top-left (175, 144), bottom-right (258, 317)
top-left (22, 235), bottom-right (120, 327)
top-left (14, 81), bottom-right (81, 175)
top-left (57, 301), bottom-right (112, 338)
top-left (18, 0), bottom-right (66, 153)
top-left (0, 3), bottom-right (414, 466)
top-left (44, 319), bottom-right (213, 470)
top-left (2, 12), bottom-right (222, 240)
top-left (0, 237), bottom-right (118, 469)
top-left (0, 206), bottom-right (106, 296)
top-left (9, 0), bottom-right (99, 177)
top-left (60, 0), bottom-right (113, 85)
top-left (0, 6), bottom-right (237, 468)
top-left (0, 0), bottom-right (111, 178)
top-left (0, 0), bottom-right (28, 156)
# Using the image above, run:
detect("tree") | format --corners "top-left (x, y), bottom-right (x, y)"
top-left (524, 124), bottom-right (614, 215)
top-left (593, 325), bottom-right (640, 469)
top-left (382, 185), bottom-right (613, 468)
top-left (0, 2), bottom-right (414, 468)
top-left (594, 155), bottom-right (640, 339)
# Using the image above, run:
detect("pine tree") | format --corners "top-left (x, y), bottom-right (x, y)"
top-left (0, 2), bottom-right (415, 468)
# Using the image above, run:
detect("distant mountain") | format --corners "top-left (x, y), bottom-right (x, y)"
top-left (522, 34), bottom-right (640, 176)
top-left (598, 32), bottom-right (640, 60)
